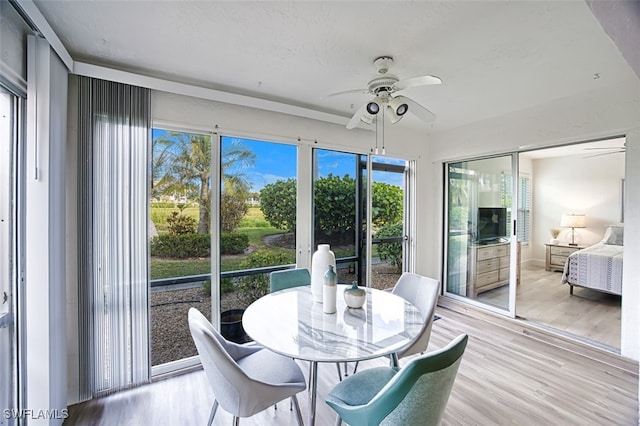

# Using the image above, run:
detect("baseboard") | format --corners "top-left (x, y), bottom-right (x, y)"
top-left (437, 296), bottom-right (638, 375)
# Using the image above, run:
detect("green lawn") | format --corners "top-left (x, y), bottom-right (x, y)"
top-left (150, 257), bottom-right (211, 280)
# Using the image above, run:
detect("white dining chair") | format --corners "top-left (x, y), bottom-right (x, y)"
top-left (391, 272), bottom-right (440, 360)
top-left (348, 272), bottom-right (440, 375)
top-left (188, 308), bottom-right (306, 425)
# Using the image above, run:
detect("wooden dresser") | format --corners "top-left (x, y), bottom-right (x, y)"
top-left (468, 241), bottom-right (520, 297)
top-left (545, 243), bottom-right (585, 272)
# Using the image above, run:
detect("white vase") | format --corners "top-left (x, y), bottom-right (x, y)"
top-left (311, 244), bottom-right (336, 303)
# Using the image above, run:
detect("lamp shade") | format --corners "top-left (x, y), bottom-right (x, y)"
top-left (561, 214), bottom-right (586, 228)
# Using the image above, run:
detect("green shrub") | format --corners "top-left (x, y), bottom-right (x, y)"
top-left (376, 222), bottom-right (403, 271)
top-left (372, 182), bottom-right (403, 227)
top-left (235, 250), bottom-right (289, 307)
top-left (259, 175), bottom-right (403, 242)
top-left (260, 178), bottom-right (297, 232)
top-left (202, 278), bottom-right (235, 295)
top-left (150, 233), bottom-right (210, 258)
top-left (221, 232), bottom-right (249, 255)
top-left (221, 192), bottom-right (249, 232)
top-left (167, 211), bottom-right (197, 236)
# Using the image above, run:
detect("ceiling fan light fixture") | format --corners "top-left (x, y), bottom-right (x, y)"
top-left (387, 107), bottom-right (404, 124)
top-left (360, 112), bottom-right (375, 125)
top-left (366, 101), bottom-right (380, 115)
top-left (388, 96), bottom-right (409, 116)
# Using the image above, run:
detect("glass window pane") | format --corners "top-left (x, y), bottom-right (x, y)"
top-left (149, 129), bottom-right (212, 367)
top-left (313, 149), bottom-right (359, 284)
top-left (220, 136), bottom-right (297, 343)
top-left (370, 156), bottom-right (405, 290)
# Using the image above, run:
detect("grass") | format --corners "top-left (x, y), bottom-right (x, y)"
top-left (150, 257), bottom-right (211, 280)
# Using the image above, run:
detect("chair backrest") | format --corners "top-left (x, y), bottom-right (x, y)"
top-left (269, 268), bottom-right (311, 293)
top-left (345, 334), bottom-right (468, 426)
top-left (188, 308), bottom-right (254, 414)
top-left (391, 272), bottom-right (440, 358)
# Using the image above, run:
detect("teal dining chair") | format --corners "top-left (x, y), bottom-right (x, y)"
top-left (325, 334), bottom-right (468, 426)
top-left (269, 268), bottom-right (311, 293)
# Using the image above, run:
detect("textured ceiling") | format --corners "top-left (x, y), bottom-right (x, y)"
top-left (31, 1), bottom-right (637, 133)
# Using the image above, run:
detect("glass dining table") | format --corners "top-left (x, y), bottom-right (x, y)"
top-left (242, 284), bottom-right (423, 426)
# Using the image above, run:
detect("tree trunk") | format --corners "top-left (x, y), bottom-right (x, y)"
top-left (198, 177), bottom-right (210, 234)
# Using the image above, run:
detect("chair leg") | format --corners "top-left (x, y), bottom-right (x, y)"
top-left (335, 363), bottom-right (343, 381)
top-left (207, 400), bottom-right (219, 426)
top-left (334, 414), bottom-right (343, 426)
top-left (232, 416), bottom-right (240, 426)
top-left (352, 361), bottom-right (359, 375)
top-left (291, 395), bottom-right (304, 426)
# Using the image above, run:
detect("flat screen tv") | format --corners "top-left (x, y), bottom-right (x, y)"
top-left (477, 207), bottom-right (507, 242)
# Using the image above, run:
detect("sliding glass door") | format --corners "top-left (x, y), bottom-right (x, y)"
top-left (445, 155), bottom-right (518, 315)
top-left (0, 85), bottom-right (20, 424)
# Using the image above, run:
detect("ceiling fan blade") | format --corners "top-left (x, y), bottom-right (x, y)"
top-left (393, 75), bottom-right (442, 91)
top-left (397, 95), bottom-right (436, 123)
top-left (346, 102), bottom-right (369, 129)
top-left (324, 88), bottom-right (369, 99)
top-left (583, 150), bottom-right (625, 158)
top-left (583, 146), bottom-right (625, 150)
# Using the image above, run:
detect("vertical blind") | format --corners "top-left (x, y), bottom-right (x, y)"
top-left (78, 76), bottom-right (150, 397)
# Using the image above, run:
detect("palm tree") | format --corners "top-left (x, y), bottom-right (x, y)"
top-left (152, 132), bottom-right (255, 234)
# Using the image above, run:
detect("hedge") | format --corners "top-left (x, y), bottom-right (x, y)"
top-left (150, 232), bottom-right (249, 258)
top-left (150, 233), bottom-right (210, 258)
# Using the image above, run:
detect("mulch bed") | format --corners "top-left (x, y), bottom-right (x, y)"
top-left (150, 262), bottom-right (401, 366)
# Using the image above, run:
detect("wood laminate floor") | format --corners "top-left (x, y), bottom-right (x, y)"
top-left (64, 306), bottom-right (637, 426)
top-left (516, 264), bottom-right (621, 349)
top-left (476, 263), bottom-right (621, 350)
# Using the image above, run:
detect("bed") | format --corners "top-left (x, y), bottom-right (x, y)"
top-left (561, 225), bottom-right (624, 296)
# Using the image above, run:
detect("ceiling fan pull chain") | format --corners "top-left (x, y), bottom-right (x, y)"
top-left (381, 107), bottom-right (386, 155)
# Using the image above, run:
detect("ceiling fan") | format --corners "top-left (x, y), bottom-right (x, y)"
top-left (327, 56), bottom-right (442, 129)
top-left (583, 142), bottom-right (626, 158)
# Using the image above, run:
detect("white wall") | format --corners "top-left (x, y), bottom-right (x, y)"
top-left (426, 75), bottom-right (639, 359)
top-left (25, 36), bottom-right (68, 425)
top-left (531, 152), bottom-right (625, 262)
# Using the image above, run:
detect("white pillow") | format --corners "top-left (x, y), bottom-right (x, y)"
top-left (601, 225), bottom-right (624, 245)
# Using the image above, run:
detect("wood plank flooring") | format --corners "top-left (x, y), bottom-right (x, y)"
top-left (516, 264), bottom-right (621, 349)
top-left (476, 263), bottom-right (621, 350)
top-left (64, 305), bottom-right (638, 426)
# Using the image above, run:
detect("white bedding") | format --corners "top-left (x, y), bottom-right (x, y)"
top-left (561, 243), bottom-right (623, 295)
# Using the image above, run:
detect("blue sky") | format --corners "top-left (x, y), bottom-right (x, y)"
top-left (153, 129), bottom-right (403, 192)
top-left (224, 137), bottom-right (405, 191)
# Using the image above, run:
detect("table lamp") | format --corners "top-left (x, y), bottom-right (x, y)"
top-left (560, 213), bottom-right (586, 246)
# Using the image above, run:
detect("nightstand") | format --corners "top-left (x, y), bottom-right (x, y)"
top-left (545, 243), bottom-right (586, 272)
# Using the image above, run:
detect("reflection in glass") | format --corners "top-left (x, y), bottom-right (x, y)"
top-left (446, 156), bottom-right (513, 311)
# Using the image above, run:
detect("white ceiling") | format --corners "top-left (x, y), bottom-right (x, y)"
top-left (31, 0), bottom-right (637, 135)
